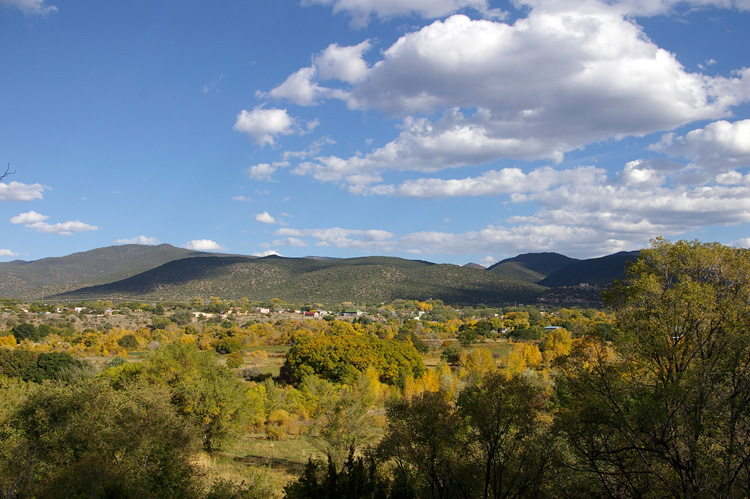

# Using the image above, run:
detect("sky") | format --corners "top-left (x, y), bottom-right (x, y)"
top-left (2, 0), bottom-right (750, 267)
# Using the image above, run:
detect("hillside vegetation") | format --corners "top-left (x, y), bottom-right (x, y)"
top-left (0, 244), bottom-right (220, 297)
top-left (58, 255), bottom-right (546, 306)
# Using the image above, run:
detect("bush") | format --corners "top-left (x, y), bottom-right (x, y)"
top-left (441, 343), bottom-right (463, 365)
top-left (215, 337), bottom-right (243, 354)
top-left (226, 351), bottom-right (243, 368)
top-left (117, 333), bottom-right (139, 349)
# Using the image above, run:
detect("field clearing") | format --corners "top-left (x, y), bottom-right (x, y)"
top-left (207, 433), bottom-right (324, 497)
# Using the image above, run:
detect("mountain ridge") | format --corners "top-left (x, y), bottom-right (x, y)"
top-left (0, 244), bottom-right (644, 305)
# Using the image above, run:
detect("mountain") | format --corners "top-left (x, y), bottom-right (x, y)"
top-left (1, 244), bottom-right (645, 306)
top-left (487, 253), bottom-right (579, 283)
top-left (463, 263), bottom-right (485, 270)
top-left (0, 244), bottom-right (227, 298)
top-left (55, 255), bottom-right (546, 306)
top-left (539, 251), bottom-right (641, 287)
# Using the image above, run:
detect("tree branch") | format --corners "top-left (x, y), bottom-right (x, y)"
top-left (0, 163), bottom-right (16, 182)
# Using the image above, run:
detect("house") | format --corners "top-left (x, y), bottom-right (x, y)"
top-left (256, 307), bottom-right (270, 314)
top-left (304, 311), bottom-right (320, 318)
top-left (340, 309), bottom-right (363, 317)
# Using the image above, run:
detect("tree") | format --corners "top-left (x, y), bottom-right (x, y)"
top-left (558, 239), bottom-right (750, 498)
top-left (0, 378), bottom-right (202, 498)
top-left (140, 342), bottom-right (252, 451)
top-left (457, 373), bottom-right (553, 498)
top-left (379, 391), bottom-right (475, 498)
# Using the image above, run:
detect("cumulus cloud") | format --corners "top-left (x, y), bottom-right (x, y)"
top-left (0, 249), bottom-right (19, 257)
top-left (245, 162), bottom-right (288, 181)
top-left (115, 236), bottom-right (160, 245)
top-left (0, 181), bottom-right (48, 201)
top-left (267, 42), bottom-right (371, 106)
top-left (255, 211), bottom-right (277, 224)
top-left (183, 239), bottom-right (228, 251)
top-left (0, 0), bottom-right (57, 15)
top-left (301, 0), bottom-right (504, 27)
top-left (270, 8), bottom-right (749, 188)
top-left (233, 106), bottom-right (316, 146)
top-left (652, 119), bottom-right (750, 171)
top-left (10, 210), bottom-right (98, 235)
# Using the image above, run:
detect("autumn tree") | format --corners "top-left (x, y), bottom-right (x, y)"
top-left (558, 239), bottom-right (750, 498)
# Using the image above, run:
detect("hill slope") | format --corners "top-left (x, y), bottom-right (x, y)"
top-left (0, 244), bottom-right (219, 298)
top-left (57, 255), bottom-right (546, 306)
top-left (487, 253), bottom-right (579, 282)
top-left (539, 251), bottom-right (641, 287)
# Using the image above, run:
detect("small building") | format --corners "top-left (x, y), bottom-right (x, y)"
top-left (340, 309), bottom-right (363, 317)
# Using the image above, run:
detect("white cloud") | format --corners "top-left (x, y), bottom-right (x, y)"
top-left (272, 8), bottom-right (749, 188)
top-left (316, 41), bottom-right (372, 83)
top-left (601, 0), bottom-right (750, 16)
top-left (10, 211), bottom-right (99, 235)
top-left (301, 0), bottom-right (504, 27)
top-left (0, 181), bottom-right (48, 201)
top-left (255, 211), bottom-right (277, 224)
top-left (266, 42), bottom-right (370, 106)
top-left (480, 256), bottom-right (497, 267)
top-left (10, 210), bottom-right (48, 224)
top-left (232, 195), bottom-right (252, 202)
top-left (233, 106), bottom-right (297, 146)
top-left (115, 236), bottom-right (160, 245)
top-left (0, 0), bottom-right (57, 15)
top-left (245, 162), bottom-right (288, 181)
top-left (276, 227), bottom-right (395, 250)
top-left (0, 249), bottom-right (19, 257)
top-left (252, 250), bottom-right (282, 257)
top-left (653, 119), bottom-right (750, 171)
top-left (730, 237), bottom-right (750, 249)
top-left (183, 239), bottom-right (228, 251)
top-left (264, 237), bottom-right (308, 248)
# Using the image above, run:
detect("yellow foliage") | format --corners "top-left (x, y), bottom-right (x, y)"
top-left (542, 328), bottom-right (572, 363)
top-left (505, 342), bottom-right (542, 377)
top-left (458, 347), bottom-right (497, 384)
top-left (0, 334), bottom-right (17, 347)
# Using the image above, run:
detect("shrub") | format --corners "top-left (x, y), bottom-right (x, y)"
top-left (226, 351), bottom-right (243, 368)
top-left (117, 334), bottom-right (139, 349)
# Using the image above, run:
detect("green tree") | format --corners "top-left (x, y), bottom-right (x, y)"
top-left (457, 373), bottom-right (553, 499)
top-left (378, 391), bottom-right (475, 498)
top-left (141, 342), bottom-right (252, 451)
top-left (0, 378), bottom-right (202, 498)
top-left (558, 239), bottom-right (750, 498)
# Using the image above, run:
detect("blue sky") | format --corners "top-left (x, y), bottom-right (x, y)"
top-left (2, 0), bottom-right (750, 266)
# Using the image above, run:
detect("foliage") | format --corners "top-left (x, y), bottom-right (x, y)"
top-left (117, 332), bottom-right (139, 349)
top-left (283, 450), bottom-right (392, 499)
top-left (226, 351), bottom-right (244, 368)
top-left (457, 372), bottom-right (553, 498)
top-left (378, 390), bottom-right (475, 498)
top-left (0, 378), bottom-right (202, 498)
top-left (140, 341), bottom-right (253, 452)
top-left (0, 349), bottom-right (90, 383)
top-left (440, 343), bottom-right (463, 365)
top-left (283, 334), bottom-right (425, 387)
top-left (558, 239), bottom-right (750, 497)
